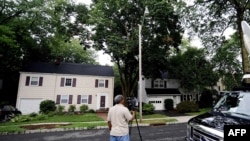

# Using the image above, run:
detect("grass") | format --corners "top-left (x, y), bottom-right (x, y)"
top-left (0, 109), bottom-right (209, 133)
top-left (186, 108), bottom-right (212, 116)
top-left (0, 112), bottom-right (176, 133)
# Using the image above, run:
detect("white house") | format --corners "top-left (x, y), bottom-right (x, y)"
top-left (16, 62), bottom-right (114, 114)
top-left (140, 77), bottom-right (182, 110)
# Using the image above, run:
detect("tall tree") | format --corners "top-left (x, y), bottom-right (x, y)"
top-left (89, 0), bottom-right (183, 99)
top-left (167, 42), bottom-right (219, 101)
top-left (212, 33), bottom-right (243, 90)
top-left (0, 0), bottom-right (93, 104)
top-left (50, 37), bottom-right (98, 64)
top-left (182, 0), bottom-right (250, 74)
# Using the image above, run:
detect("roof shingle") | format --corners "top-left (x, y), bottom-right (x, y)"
top-left (145, 88), bottom-right (181, 95)
top-left (21, 62), bottom-right (114, 77)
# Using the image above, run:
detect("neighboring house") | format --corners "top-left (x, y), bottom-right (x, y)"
top-left (16, 62), bottom-right (114, 115)
top-left (213, 77), bottom-right (226, 92)
top-left (140, 76), bottom-right (182, 110)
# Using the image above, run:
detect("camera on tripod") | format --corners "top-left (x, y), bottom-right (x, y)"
top-left (126, 97), bottom-right (138, 111)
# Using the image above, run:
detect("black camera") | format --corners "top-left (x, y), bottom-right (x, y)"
top-left (126, 97), bottom-right (138, 111)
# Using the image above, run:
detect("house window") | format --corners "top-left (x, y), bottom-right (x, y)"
top-left (95, 79), bottom-right (109, 88)
top-left (30, 77), bottom-right (39, 86)
top-left (61, 95), bottom-right (69, 104)
top-left (60, 78), bottom-right (76, 87)
top-left (65, 78), bottom-right (72, 86)
top-left (56, 95), bottom-right (73, 104)
top-left (154, 80), bottom-right (164, 88)
top-left (98, 80), bottom-right (105, 87)
top-left (25, 76), bottom-right (43, 86)
top-left (81, 95), bottom-right (88, 104)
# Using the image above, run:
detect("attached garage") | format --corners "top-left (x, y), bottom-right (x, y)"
top-left (146, 88), bottom-right (182, 111)
top-left (19, 98), bottom-right (43, 115)
top-left (148, 98), bottom-right (164, 110)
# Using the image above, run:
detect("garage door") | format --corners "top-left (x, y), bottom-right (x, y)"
top-left (148, 98), bottom-right (164, 110)
top-left (19, 99), bottom-right (43, 115)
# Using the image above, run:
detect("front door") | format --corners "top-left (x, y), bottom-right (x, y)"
top-left (100, 96), bottom-right (106, 108)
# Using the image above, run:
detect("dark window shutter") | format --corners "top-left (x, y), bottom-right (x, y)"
top-left (105, 80), bottom-right (108, 88)
top-left (56, 95), bottom-right (61, 104)
top-left (25, 76), bottom-right (30, 86)
top-left (69, 95), bottom-right (73, 104)
top-left (95, 79), bottom-right (98, 88)
top-left (77, 95), bottom-right (81, 104)
top-left (164, 81), bottom-right (167, 88)
top-left (88, 95), bottom-right (92, 104)
top-left (39, 77), bottom-right (43, 86)
top-left (60, 78), bottom-right (65, 87)
top-left (151, 80), bottom-right (154, 88)
top-left (73, 78), bottom-right (76, 87)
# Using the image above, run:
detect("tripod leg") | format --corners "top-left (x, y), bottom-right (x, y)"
top-left (135, 113), bottom-right (143, 141)
top-left (129, 121), bottom-right (132, 135)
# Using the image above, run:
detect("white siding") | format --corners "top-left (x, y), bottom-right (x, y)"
top-left (16, 72), bottom-right (114, 114)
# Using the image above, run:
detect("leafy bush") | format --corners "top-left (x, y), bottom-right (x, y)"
top-left (11, 115), bottom-right (30, 122)
top-left (87, 109), bottom-right (95, 113)
top-left (36, 114), bottom-right (48, 120)
top-left (164, 99), bottom-right (174, 111)
top-left (142, 103), bottom-right (155, 115)
top-left (176, 101), bottom-right (199, 113)
top-left (11, 113), bottom-right (49, 122)
top-left (80, 104), bottom-right (89, 113)
top-left (29, 112), bottom-right (38, 117)
top-left (39, 100), bottom-right (56, 114)
top-left (56, 105), bottom-right (65, 115)
top-left (68, 105), bottom-right (76, 113)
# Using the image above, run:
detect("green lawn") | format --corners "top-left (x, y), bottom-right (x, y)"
top-left (185, 108), bottom-right (212, 116)
top-left (0, 109), bottom-right (210, 133)
top-left (0, 112), bottom-right (176, 133)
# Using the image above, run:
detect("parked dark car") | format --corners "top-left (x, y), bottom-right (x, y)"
top-left (0, 105), bottom-right (22, 121)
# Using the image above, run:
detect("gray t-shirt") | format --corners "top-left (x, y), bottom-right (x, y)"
top-left (107, 104), bottom-right (132, 136)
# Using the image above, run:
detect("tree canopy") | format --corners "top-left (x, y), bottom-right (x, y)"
top-left (167, 41), bottom-right (219, 101)
top-left (182, 0), bottom-right (250, 73)
top-left (89, 0), bottom-right (184, 98)
top-left (0, 0), bottom-right (97, 104)
top-left (212, 33), bottom-right (243, 90)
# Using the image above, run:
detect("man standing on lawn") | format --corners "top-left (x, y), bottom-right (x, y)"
top-left (107, 95), bottom-right (136, 141)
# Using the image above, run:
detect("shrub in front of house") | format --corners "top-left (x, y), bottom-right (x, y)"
top-left (164, 99), bottom-right (174, 111)
top-left (142, 103), bottom-right (155, 115)
top-left (11, 113), bottom-right (49, 122)
top-left (68, 105), bottom-right (76, 113)
top-left (80, 104), bottom-right (89, 113)
top-left (176, 101), bottom-right (199, 113)
top-left (56, 105), bottom-right (65, 115)
top-left (29, 112), bottom-right (38, 117)
top-left (87, 109), bottom-right (95, 113)
top-left (39, 100), bottom-right (57, 114)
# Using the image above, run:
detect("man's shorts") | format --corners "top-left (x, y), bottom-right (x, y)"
top-left (110, 134), bottom-right (130, 141)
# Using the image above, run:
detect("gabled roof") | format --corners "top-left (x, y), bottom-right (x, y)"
top-left (21, 62), bottom-right (114, 77)
top-left (145, 88), bottom-right (181, 95)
